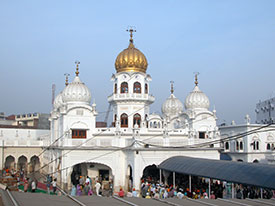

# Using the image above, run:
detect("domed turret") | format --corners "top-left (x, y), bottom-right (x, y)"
top-left (184, 75), bottom-right (210, 110)
top-left (115, 29), bottom-right (148, 73)
top-left (54, 92), bottom-right (64, 109)
top-left (62, 62), bottom-right (91, 104)
top-left (162, 81), bottom-right (183, 117)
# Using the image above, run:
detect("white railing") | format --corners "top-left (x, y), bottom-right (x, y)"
top-left (108, 93), bottom-right (155, 102)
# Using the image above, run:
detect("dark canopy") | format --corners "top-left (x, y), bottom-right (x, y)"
top-left (159, 156), bottom-right (275, 189)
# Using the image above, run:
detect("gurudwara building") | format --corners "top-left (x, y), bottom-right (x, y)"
top-left (48, 30), bottom-right (222, 192)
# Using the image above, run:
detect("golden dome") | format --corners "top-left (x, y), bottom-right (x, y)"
top-left (115, 30), bottom-right (148, 73)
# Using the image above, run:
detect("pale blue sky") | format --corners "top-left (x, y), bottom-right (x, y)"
top-left (0, 0), bottom-right (275, 124)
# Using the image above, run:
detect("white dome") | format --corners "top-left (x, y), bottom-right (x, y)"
top-left (184, 85), bottom-right (210, 110)
top-left (162, 94), bottom-right (184, 117)
top-left (62, 76), bottom-right (91, 104)
top-left (54, 92), bottom-right (64, 109)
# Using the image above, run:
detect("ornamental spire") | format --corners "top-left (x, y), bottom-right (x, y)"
top-left (170, 80), bottom-right (174, 94)
top-left (75, 61), bottom-right (80, 76)
top-left (126, 26), bottom-right (136, 44)
top-left (64, 73), bottom-right (70, 86)
top-left (194, 72), bottom-right (200, 86)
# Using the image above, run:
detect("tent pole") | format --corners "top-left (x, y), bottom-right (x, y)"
top-left (159, 169), bottom-right (162, 184)
top-left (208, 178), bottom-right (211, 198)
top-left (189, 175), bottom-right (191, 192)
top-left (232, 183), bottom-right (234, 198)
top-left (173, 172), bottom-right (175, 188)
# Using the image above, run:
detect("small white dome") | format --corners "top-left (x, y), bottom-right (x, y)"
top-left (62, 76), bottom-right (91, 104)
top-left (162, 94), bottom-right (184, 117)
top-left (54, 92), bottom-right (64, 109)
top-left (184, 86), bottom-right (210, 110)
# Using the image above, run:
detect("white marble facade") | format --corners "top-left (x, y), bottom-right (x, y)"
top-left (49, 34), bottom-right (222, 192)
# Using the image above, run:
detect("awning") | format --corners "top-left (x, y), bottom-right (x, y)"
top-left (159, 156), bottom-right (275, 189)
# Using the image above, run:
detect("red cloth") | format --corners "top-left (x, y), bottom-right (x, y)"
top-left (119, 190), bottom-right (124, 197)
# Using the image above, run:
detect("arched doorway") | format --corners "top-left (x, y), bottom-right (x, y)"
top-left (253, 159), bottom-right (259, 163)
top-left (5, 155), bottom-right (15, 170)
top-left (142, 164), bottom-right (160, 183)
top-left (30, 155), bottom-right (40, 172)
top-left (126, 165), bottom-right (133, 192)
top-left (71, 162), bottom-right (113, 194)
top-left (18, 155), bottom-right (27, 172)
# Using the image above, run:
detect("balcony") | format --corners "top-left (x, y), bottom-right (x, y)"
top-left (108, 93), bottom-right (155, 103)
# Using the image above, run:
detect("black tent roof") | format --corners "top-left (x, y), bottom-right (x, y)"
top-left (158, 156), bottom-right (275, 189)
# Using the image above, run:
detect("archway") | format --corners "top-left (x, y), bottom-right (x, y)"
top-left (30, 155), bottom-right (40, 173)
top-left (142, 164), bottom-right (160, 183)
top-left (18, 155), bottom-right (27, 172)
top-left (126, 165), bottom-right (133, 192)
top-left (237, 159), bottom-right (243, 162)
top-left (5, 155), bottom-right (15, 170)
top-left (253, 159), bottom-right (259, 163)
top-left (71, 162), bottom-right (113, 194)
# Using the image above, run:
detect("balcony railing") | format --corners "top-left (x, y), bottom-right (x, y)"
top-left (108, 93), bottom-right (155, 102)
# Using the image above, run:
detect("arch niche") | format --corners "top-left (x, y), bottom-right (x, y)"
top-left (18, 155), bottom-right (27, 171)
top-left (30, 155), bottom-right (40, 173)
top-left (5, 155), bottom-right (15, 170)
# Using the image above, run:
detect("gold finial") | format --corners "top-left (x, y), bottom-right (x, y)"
top-left (126, 26), bottom-right (136, 43)
top-left (64, 73), bottom-right (70, 86)
top-left (75, 61), bottom-right (80, 76)
top-left (194, 72), bottom-right (200, 86)
top-left (170, 81), bottom-right (174, 94)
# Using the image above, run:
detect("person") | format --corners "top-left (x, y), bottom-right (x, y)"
top-left (76, 184), bottom-right (82, 196)
top-left (46, 175), bottom-right (51, 194)
top-left (24, 178), bottom-right (29, 192)
top-left (79, 176), bottom-right (84, 186)
top-left (118, 187), bottom-right (125, 198)
top-left (31, 180), bottom-right (36, 193)
top-left (210, 191), bottom-right (215, 199)
top-left (83, 182), bottom-right (90, 195)
top-left (52, 178), bottom-right (57, 194)
top-left (145, 192), bottom-right (151, 199)
top-left (177, 189), bottom-right (184, 199)
top-left (95, 181), bottom-right (101, 196)
top-left (132, 188), bottom-right (138, 197)
top-left (86, 176), bottom-right (92, 188)
top-left (71, 185), bottom-right (76, 196)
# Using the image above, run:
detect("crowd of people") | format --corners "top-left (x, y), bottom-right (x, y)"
top-left (133, 174), bottom-right (275, 200)
top-left (70, 175), bottom-right (113, 197)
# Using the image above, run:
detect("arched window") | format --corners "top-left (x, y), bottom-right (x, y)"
top-left (133, 113), bottom-right (141, 127)
top-left (145, 114), bottom-right (148, 128)
top-left (121, 113), bottom-right (128, 128)
top-left (133, 82), bottom-right (141, 93)
top-left (236, 141), bottom-right (239, 151)
top-left (121, 82), bottom-right (128, 93)
top-left (225, 142), bottom-right (229, 150)
top-left (114, 83), bottom-right (117, 94)
top-left (145, 83), bottom-right (148, 94)
top-left (253, 141), bottom-right (256, 150)
top-left (150, 122), bottom-right (153, 128)
top-left (267, 143), bottom-right (271, 150)
top-left (256, 141), bottom-right (259, 150)
top-left (240, 141), bottom-right (243, 150)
